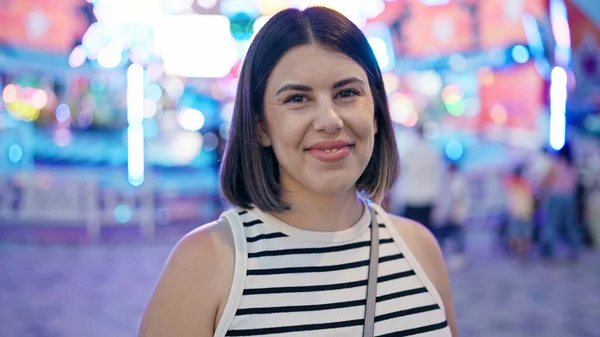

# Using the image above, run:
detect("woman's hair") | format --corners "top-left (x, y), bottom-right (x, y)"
top-left (219, 6), bottom-right (400, 212)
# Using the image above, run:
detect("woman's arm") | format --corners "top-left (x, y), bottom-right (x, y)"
top-left (139, 220), bottom-right (235, 337)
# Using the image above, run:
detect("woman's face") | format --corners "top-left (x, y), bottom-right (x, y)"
top-left (259, 44), bottom-right (377, 199)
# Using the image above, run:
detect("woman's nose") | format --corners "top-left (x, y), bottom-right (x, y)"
top-left (313, 102), bottom-right (343, 134)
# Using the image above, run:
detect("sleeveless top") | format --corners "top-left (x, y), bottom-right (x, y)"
top-left (214, 202), bottom-right (451, 337)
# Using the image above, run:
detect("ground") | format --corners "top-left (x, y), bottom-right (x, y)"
top-left (1, 230), bottom-right (599, 337)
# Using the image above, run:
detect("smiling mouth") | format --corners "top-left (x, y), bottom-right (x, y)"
top-left (305, 145), bottom-right (353, 162)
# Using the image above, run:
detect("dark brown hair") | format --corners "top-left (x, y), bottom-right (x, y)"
top-left (219, 6), bottom-right (399, 212)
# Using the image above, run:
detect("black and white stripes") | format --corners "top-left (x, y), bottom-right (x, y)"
top-left (220, 206), bottom-right (451, 337)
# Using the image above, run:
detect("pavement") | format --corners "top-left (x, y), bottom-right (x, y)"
top-left (0, 230), bottom-right (599, 337)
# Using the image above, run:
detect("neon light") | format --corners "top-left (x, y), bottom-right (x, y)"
top-left (548, 0), bottom-right (571, 150)
top-left (127, 64), bottom-right (144, 124)
top-left (550, 0), bottom-right (572, 67)
top-left (549, 67), bottom-right (567, 150)
top-left (128, 124), bottom-right (145, 186)
top-left (127, 63), bottom-right (145, 186)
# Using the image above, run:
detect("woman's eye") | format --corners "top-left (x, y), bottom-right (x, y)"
top-left (337, 89), bottom-right (359, 99)
top-left (284, 94), bottom-right (307, 104)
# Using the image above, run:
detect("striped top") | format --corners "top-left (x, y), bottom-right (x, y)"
top-left (214, 202), bottom-right (451, 337)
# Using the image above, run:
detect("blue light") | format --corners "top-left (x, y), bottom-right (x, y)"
top-left (114, 204), bottom-right (133, 224)
top-left (220, 0), bottom-right (258, 17)
top-left (522, 14), bottom-right (551, 78)
top-left (8, 144), bottom-right (23, 163)
top-left (55, 104), bottom-right (71, 122)
top-left (511, 45), bottom-right (530, 64)
top-left (143, 119), bottom-right (158, 139)
top-left (128, 124), bottom-right (145, 186)
top-left (445, 140), bottom-right (464, 161)
top-left (127, 64), bottom-right (145, 187)
top-left (146, 84), bottom-right (163, 101)
top-left (364, 23), bottom-right (396, 72)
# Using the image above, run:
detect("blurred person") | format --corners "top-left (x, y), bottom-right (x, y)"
top-left (505, 165), bottom-right (535, 257)
top-left (139, 7), bottom-right (457, 337)
top-left (540, 143), bottom-right (581, 261)
top-left (397, 125), bottom-right (444, 231)
top-left (435, 161), bottom-right (470, 271)
top-left (529, 147), bottom-right (554, 191)
top-left (528, 147), bottom-right (555, 243)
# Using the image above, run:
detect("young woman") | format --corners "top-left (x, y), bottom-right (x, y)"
top-left (140, 7), bottom-right (458, 337)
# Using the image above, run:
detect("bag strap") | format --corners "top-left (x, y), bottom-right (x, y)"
top-left (363, 205), bottom-right (380, 337)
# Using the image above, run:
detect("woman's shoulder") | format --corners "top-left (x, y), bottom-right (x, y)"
top-left (382, 212), bottom-right (459, 335)
top-left (384, 213), bottom-right (443, 268)
top-left (139, 219), bottom-right (235, 336)
top-left (175, 218), bottom-right (235, 270)
top-left (373, 205), bottom-right (443, 272)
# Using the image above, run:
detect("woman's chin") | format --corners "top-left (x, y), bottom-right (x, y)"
top-left (304, 179), bottom-right (358, 198)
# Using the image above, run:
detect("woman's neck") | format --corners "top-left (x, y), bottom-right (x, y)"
top-left (270, 190), bottom-right (365, 232)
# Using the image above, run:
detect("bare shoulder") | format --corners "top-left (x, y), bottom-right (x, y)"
top-left (387, 214), bottom-right (440, 258)
top-left (386, 215), bottom-right (446, 286)
top-left (386, 214), bottom-right (460, 336)
top-left (139, 218), bottom-right (235, 337)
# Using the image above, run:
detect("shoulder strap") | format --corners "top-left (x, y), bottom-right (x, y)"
top-left (363, 205), bottom-right (379, 337)
top-left (213, 209), bottom-right (249, 337)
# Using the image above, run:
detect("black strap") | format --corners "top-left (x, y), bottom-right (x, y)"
top-left (363, 205), bottom-right (379, 337)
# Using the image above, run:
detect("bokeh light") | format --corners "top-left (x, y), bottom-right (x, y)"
top-left (177, 108), bottom-right (206, 131)
top-left (2, 84), bottom-right (18, 103)
top-left (203, 132), bottom-right (219, 151)
top-left (490, 103), bottom-right (508, 124)
top-left (478, 67), bottom-right (495, 86)
top-left (55, 104), bottom-right (71, 123)
top-left (445, 140), bottom-right (464, 161)
top-left (54, 128), bottom-right (73, 147)
top-left (114, 204), bottom-right (133, 224)
top-left (30, 90), bottom-right (48, 110)
top-left (197, 0), bottom-right (218, 9)
top-left (511, 45), bottom-right (530, 64)
top-left (442, 85), bottom-right (465, 116)
top-left (68, 46), bottom-right (87, 68)
top-left (390, 93), bottom-right (419, 127)
top-left (8, 144), bottom-right (23, 164)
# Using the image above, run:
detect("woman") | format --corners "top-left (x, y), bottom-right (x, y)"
top-left (140, 7), bottom-right (458, 337)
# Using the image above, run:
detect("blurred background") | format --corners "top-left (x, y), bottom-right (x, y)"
top-left (1, 0), bottom-right (599, 336)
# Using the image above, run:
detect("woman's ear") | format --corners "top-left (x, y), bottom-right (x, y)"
top-left (255, 115), bottom-right (272, 146)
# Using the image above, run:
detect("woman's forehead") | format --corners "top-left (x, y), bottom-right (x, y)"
top-left (266, 44), bottom-right (368, 90)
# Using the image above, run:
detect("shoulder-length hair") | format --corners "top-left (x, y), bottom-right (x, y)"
top-left (220, 6), bottom-right (399, 212)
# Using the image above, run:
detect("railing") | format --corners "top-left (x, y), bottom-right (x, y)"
top-left (0, 167), bottom-right (222, 242)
